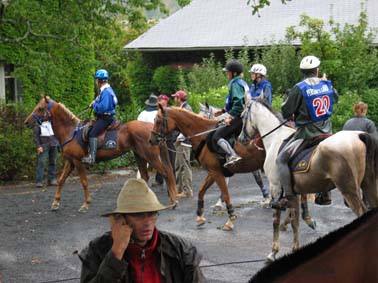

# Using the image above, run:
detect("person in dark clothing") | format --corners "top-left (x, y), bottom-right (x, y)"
top-left (79, 178), bottom-right (204, 283)
top-left (82, 69), bottom-right (118, 165)
top-left (33, 121), bottom-right (59, 188)
top-left (343, 101), bottom-right (377, 138)
top-left (271, 55), bottom-right (339, 210)
top-left (213, 59), bottom-right (248, 168)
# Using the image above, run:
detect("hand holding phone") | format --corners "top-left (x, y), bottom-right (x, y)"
top-left (110, 214), bottom-right (133, 260)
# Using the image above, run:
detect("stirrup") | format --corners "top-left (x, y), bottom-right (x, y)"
top-left (224, 156), bottom-right (242, 167)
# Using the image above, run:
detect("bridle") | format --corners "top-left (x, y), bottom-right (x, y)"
top-left (151, 107), bottom-right (169, 145)
top-left (31, 99), bottom-right (54, 125)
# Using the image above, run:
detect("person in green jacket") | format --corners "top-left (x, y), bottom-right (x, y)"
top-left (79, 178), bottom-right (204, 283)
top-left (271, 55), bottom-right (339, 210)
top-left (213, 59), bottom-right (248, 168)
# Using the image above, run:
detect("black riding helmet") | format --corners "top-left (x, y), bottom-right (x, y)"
top-left (223, 59), bottom-right (243, 75)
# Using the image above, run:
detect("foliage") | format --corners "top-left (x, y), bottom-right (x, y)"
top-left (247, 0), bottom-right (291, 16)
top-left (186, 54), bottom-right (227, 94)
top-left (187, 87), bottom-right (228, 113)
top-left (152, 66), bottom-right (180, 94)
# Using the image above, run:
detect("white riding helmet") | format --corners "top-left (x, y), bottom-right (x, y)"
top-left (300, 56), bottom-right (320, 70)
top-left (249, 64), bottom-right (267, 76)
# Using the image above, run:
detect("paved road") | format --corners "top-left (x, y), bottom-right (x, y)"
top-left (0, 167), bottom-right (356, 283)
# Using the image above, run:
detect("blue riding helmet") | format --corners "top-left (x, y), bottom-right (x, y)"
top-left (95, 69), bottom-right (109, 80)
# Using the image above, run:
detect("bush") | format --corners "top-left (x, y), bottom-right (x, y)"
top-left (152, 66), bottom-right (180, 94)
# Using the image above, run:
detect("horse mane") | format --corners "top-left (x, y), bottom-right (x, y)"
top-left (170, 106), bottom-right (216, 124)
top-left (249, 208), bottom-right (378, 283)
top-left (56, 102), bottom-right (80, 124)
top-left (255, 99), bottom-right (285, 123)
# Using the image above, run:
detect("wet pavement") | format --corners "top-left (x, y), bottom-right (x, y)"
top-left (0, 167), bottom-right (356, 283)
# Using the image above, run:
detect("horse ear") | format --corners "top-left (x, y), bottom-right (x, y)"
top-left (199, 102), bottom-right (203, 107)
top-left (205, 101), bottom-right (209, 109)
top-left (43, 95), bottom-right (50, 104)
top-left (158, 102), bottom-right (165, 112)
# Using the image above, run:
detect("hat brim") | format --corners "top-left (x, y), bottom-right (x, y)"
top-left (145, 100), bottom-right (157, 107)
top-left (101, 202), bottom-right (174, 217)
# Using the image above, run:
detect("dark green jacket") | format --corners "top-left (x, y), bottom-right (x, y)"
top-left (227, 76), bottom-right (245, 117)
top-left (79, 230), bottom-right (205, 283)
top-left (281, 77), bottom-right (339, 140)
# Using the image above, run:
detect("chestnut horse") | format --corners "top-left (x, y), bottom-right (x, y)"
top-left (149, 104), bottom-right (267, 230)
top-left (24, 96), bottom-right (176, 212)
top-left (199, 102), bottom-right (317, 230)
top-left (239, 99), bottom-right (378, 261)
top-left (249, 208), bottom-right (378, 283)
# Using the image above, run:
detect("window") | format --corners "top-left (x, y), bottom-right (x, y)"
top-left (0, 63), bottom-right (23, 103)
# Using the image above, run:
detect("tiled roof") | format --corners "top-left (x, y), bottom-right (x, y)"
top-left (124, 0), bottom-right (377, 51)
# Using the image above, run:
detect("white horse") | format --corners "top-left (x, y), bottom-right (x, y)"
top-left (239, 99), bottom-right (378, 261)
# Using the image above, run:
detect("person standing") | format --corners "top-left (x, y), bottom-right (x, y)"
top-left (137, 93), bottom-right (158, 124)
top-left (249, 63), bottom-right (273, 105)
top-left (343, 101), bottom-right (377, 138)
top-left (213, 59), bottom-right (248, 168)
top-left (271, 55), bottom-right (338, 210)
top-left (171, 90), bottom-right (194, 198)
top-left (82, 69), bottom-right (118, 165)
top-left (33, 121), bottom-right (59, 188)
top-left (79, 178), bottom-right (204, 282)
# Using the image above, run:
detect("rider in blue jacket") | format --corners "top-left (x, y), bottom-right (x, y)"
top-left (82, 69), bottom-right (118, 165)
top-left (249, 64), bottom-right (272, 105)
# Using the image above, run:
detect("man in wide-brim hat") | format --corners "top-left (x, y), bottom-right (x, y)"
top-left (79, 178), bottom-right (204, 282)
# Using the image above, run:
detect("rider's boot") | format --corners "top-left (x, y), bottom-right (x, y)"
top-left (217, 138), bottom-right (242, 167)
top-left (82, 138), bottom-right (98, 165)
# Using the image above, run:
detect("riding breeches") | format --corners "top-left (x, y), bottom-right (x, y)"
top-left (89, 115), bottom-right (114, 138)
top-left (276, 137), bottom-right (305, 197)
top-left (212, 116), bottom-right (242, 145)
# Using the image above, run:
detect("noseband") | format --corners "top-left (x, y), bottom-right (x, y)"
top-left (32, 99), bottom-right (54, 125)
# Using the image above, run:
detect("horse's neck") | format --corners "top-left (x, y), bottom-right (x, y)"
top-left (50, 106), bottom-right (80, 144)
top-left (255, 108), bottom-right (294, 150)
top-left (171, 109), bottom-right (216, 145)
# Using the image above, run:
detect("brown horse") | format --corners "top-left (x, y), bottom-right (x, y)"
top-left (249, 208), bottom-right (378, 283)
top-left (149, 104), bottom-right (267, 230)
top-left (24, 96), bottom-right (176, 212)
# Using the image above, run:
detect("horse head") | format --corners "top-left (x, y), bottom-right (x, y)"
top-left (149, 103), bottom-right (174, 146)
top-left (239, 100), bottom-right (259, 143)
top-left (24, 95), bottom-right (54, 128)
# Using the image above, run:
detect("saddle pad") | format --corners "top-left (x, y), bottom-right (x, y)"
top-left (77, 126), bottom-right (118, 150)
top-left (289, 146), bottom-right (318, 174)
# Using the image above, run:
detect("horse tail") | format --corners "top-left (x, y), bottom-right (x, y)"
top-left (359, 133), bottom-right (378, 180)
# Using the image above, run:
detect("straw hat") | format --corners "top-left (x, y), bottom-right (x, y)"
top-left (102, 178), bottom-right (170, 216)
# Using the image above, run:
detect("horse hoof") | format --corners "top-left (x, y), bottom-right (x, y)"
top-left (212, 205), bottom-right (223, 212)
top-left (222, 217), bottom-right (235, 231)
top-left (78, 206), bottom-right (88, 213)
top-left (266, 252), bottom-right (276, 262)
top-left (308, 220), bottom-right (317, 230)
top-left (196, 216), bottom-right (206, 226)
top-left (51, 202), bottom-right (60, 211)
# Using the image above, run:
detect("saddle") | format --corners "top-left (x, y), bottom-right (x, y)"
top-left (80, 119), bottom-right (121, 149)
top-left (280, 134), bottom-right (332, 174)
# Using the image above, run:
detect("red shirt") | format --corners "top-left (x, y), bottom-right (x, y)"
top-left (125, 228), bottom-right (163, 283)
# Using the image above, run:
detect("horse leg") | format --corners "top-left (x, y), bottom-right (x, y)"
top-left (134, 153), bottom-right (149, 182)
top-left (51, 160), bottom-right (74, 211)
top-left (196, 174), bottom-right (215, 226)
top-left (290, 197), bottom-right (300, 252)
top-left (212, 177), bottom-right (229, 212)
top-left (252, 170), bottom-right (270, 207)
top-left (268, 208), bottom-right (282, 262)
top-left (300, 194), bottom-right (316, 230)
top-left (73, 160), bottom-right (91, 212)
top-left (212, 172), bottom-right (236, 231)
top-left (279, 210), bottom-right (291, 232)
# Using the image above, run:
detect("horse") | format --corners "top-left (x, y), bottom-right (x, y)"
top-left (239, 99), bottom-right (378, 261)
top-left (249, 208), bottom-right (378, 283)
top-left (149, 103), bottom-right (269, 231)
top-left (24, 95), bottom-right (177, 212)
top-left (199, 102), bottom-right (317, 230)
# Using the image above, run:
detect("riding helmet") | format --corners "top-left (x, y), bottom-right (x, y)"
top-left (223, 60), bottom-right (243, 74)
